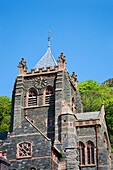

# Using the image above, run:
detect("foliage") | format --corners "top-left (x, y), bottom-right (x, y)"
top-left (78, 80), bottom-right (113, 151)
top-left (0, 96), bottom-right (11, 132)
top-left (78, 80), bottom-right (113, 111)
top-left (102, 78), bottom-right (113, 87)
top-left (77, 80), bottom-right (99, 94)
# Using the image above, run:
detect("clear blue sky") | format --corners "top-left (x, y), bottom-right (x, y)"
top-left (0, 0), bottom-right (113, 98)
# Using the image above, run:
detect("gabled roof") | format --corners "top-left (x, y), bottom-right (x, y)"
top-left (34, 47), bottom-right (57, 70)
top-left (76, 111), bottom-right (100, 121)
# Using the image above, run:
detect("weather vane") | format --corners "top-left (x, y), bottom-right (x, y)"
top-left (48, 30), bottom-right (51, 48)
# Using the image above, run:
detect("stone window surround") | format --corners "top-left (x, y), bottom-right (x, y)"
top-left (103, 132), bottom-right (111, 168)
top-left (26, 85), bottom-right (54, 107)
top-left (79, 141), bottom-right (96, 167)
top-left (79, 141), bottom-right (85, 165)
top-left (44, 85), bottom-right (54, 105)
top-left (26, 87), bottom-right (38, 107)
top-left (16, 141), bottom-right (32, 159)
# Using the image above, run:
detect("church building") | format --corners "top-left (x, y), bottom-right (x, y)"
top-left (0, 39), bottom-right (111, 170)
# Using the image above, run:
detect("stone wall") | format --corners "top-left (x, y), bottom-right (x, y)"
top-left (77, 120), bottom-right (111, 170)
top-left (1, 119), bottom-right (52, 170)
top-left (0, 151), bottom-right (10, 170)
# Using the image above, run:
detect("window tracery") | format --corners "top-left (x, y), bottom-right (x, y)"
top-left (79, 141), bottom-right (95, 166)
top-left (17, 141), bottom-right (32, 158)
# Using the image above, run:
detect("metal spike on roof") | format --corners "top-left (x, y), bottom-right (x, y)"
top-left (34, 31), bottom-right (57, 70)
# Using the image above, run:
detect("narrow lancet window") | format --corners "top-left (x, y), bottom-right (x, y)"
top-left (72, 97), bottom-right (75, 113)
top-left (79, 141), bottom-right (85, 165)
top-left (86, 141), bottom-right (95, 165)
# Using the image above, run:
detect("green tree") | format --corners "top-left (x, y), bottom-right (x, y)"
top-left (0, 96), bottom-right (11, 132)
top-left (78, 80), bottom-right (99, 94)
top-left (78, 80), bottom-right (113, 112)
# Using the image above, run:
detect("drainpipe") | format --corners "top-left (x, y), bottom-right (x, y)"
top-left (51, 147), bottom-right (54, 170)
top-left (96, 124), bottom-right (99, 170)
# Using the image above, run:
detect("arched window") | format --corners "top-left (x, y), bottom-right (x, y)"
top-left (72, 97), bottom-right (75, 113)
top-left (86, 141), bottom-right (95, 165)
top-left (103, 132), bottom-right (109, 148)
top-left (30, 167), bottom-right (37, 170)
top-left (45, 86), bottom-right (54, 105)
top-left (28, 88), bottom-right (37, 106)
top-left (79, 141), bottom-right (85, 165)
top-left (17, 141), bottom-right (32, 158)
top-left (103, 132), bottom-right (110, 167)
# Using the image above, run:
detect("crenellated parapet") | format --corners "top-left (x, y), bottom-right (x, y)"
top-left (17, 59), bottom-right (79, 95)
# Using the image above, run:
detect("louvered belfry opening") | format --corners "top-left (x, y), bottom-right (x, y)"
top-left (45, 86), bottom-right (54, 105)
top-left (28, 88), bottom-right (37, 106)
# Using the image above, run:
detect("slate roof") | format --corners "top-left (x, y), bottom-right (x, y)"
top-left (76, 111), bottom-right (100, 121)
top-left (34, 47), bottom-right (57, 70)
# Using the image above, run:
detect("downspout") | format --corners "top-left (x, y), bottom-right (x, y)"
top-left (51, 147), bottom-right (54, 170)
top-left (96, 124), bottom-right (99, 170)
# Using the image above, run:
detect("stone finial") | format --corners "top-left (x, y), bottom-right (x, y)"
top-left (58, 53), bottom-right (66, 70)
top-left (100, 103), bottom-right (105, 114)
top-left (18, 58), bottom-right (27, 75)
top-left (71, 72), bottom-right (78, 88)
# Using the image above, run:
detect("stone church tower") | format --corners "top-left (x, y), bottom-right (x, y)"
top-left (0, 39), bottom-right (111, 170)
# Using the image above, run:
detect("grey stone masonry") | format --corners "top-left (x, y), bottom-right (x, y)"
top-left (1, 52), bottom-right (111, 170)
top-left (55, 70), bottom-right (64, 143)
top-left (10, 76), bottom-right (25, 132)
top-left (60, 113), bottom-right (79, 170)
top-left (0, 152), bottom-right (10, 170)
top-left (1, 117), bottom-right (52, 170)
